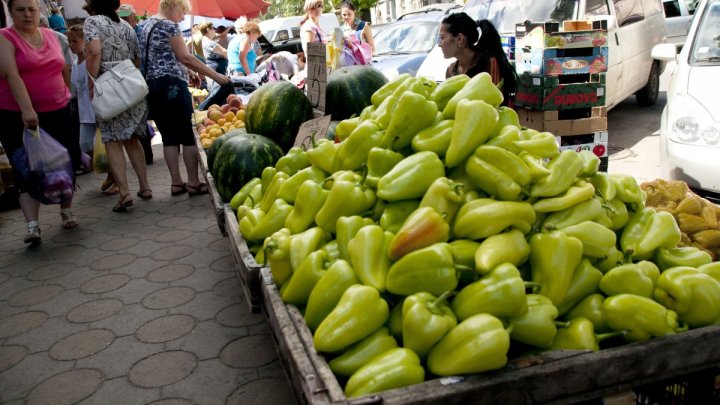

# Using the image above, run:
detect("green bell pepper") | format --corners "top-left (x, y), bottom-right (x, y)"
top-left (532, 181), bottom-right (595, 213)
top-left (371, 73), bottom-right (410, 107)
top-left (348, 224), bottom-right (394, 292)
top-left (280, 250), bottom-right (330, 306)
top-left (489, 106), bottom-right (521, 138)
top-left (419, 176), bottom-right (465, 224)
top-left (314, 285), bottom-right (389, 353)
top-left (230, 178), bottom-right (261, 211)
top-left (561, 220), bottom-right (617, 258)
top-left (550, 317), bottom-right (624, 352)
top-left (283, 180), bottom-right (329, 234)
top-left (344, 348), bottom-right (424, 398)
top-left (508, 294), bottom-right (561, 348)
top-left (655, 246), bottom-right (713, 271)
top-left (391, 76), bottom-right (430, 99)
top-left (427, 313), bottom-right (510, 376)
top-left (258, 171), bottom-right (289, 212)
top-left (336, 216), bottom-right (374, 261)
top-left (605, 198), bottom-right (630, 231)
top-left (334, 119), bottom-right (387, 171)
top-left (530, 231), bottom-right (584, 306)
top-left (387, 299), bottom-right (404, 344)
top-left (519, 151), bottom-right (551, 180)
top-left (388, 206), bottom-right (450, 260)
top-left (443, 72), bottom-right (504, 118)
top-left (452, 263), bottom-right (529, 321)
top-left (590, 172), bottom-right (616, 201)
top-left (334, 117), bottom-right (359, 142)
top-left (431, 74), bottom-right (469, 111)
top-left (386, 92), bottom-right (438, 150)
top-left (604, 294), bottom-right (681, 342)
top-left (599, 263), bottom-right (655, 298)
top-left (260, 166), bottom-right (277, 196)
top-left (275, 146), bottom-right (311, 176)
top-left (315, 170), bottom-right (376, 234)
top-left (386, 243), bottom-right (460, 296)
top-left (465, 145), bottom-right (531, 201)
top-left (474, 229), bottom-right (531, 275)
top-left (379, 200), bottom-right (421, 234)
top-left (595, 245), bottom-right (625, 273)
top-left (289, 227), bottom-right (330, 271)
top-left (530, 150), bottom-right (583, 198)
top-left (370, 95), bottom-right (399, 129)
top-left (620, 208), bottom-right (682, 260)
top-left (699, 262), bottom-right (720, 282)
top-left (486, 125), bottom-right (521, 154)
top-left (304, 259), bottom-right (359, 331)
top-left (306, 138), bottom-right (339, 174)
top-left (377, 151), bottom-right (445, 201)
top-left (411, 119), bottom-right (454, 157)
top-left (453, 198), bottom-right (536, 240)
top-left (610, 173), bottom-right (643, 206)
top-left (365, 147), bottom-right (404, 189)
top-left (240, 182), bottom-right (262, 209)
top-left (328, 327), bottom-right (398, 377)
top-left (556, 259), bottom-right (603, 316)
top-left (263, 228), bottom-right (292, 287)
top-left (565, 293), bottom-right (611, 333)
top-left (276, 166), bottom-right (325, 203)
top-left (321, 239), bottom-right (340, 260)
top-left (449, 239), bottom-right (482, 286)
top-left (402, 291), bottom-right (457, 358)
top-left (653, 266), bottom-right (720, 328)
top-left (578, 150), bottom-right (601, 177)
top-left (445, 99), bottom-right (499, 168)
top-left (542, 197), bottom-right (603, 230)
top-left (239, 199), bottom-right (293, 242)
top-left (513, 131), bottom-right (560, 159)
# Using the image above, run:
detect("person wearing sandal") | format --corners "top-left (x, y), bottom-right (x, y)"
top-left (0, 0), bottom-right (80, 244)
top-left (84, 0), bottom-right (152, 213)
top-left (139, 0), bottom-right (228, 199)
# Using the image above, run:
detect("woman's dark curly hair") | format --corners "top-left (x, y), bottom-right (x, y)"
top-left (83, 0), bottom-right (121, 23)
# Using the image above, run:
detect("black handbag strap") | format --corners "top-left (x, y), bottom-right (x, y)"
top-left (142, 20), bottom-right (159, 76)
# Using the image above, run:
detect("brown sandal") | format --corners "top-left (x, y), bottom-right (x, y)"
top-left (136, 189), bottom-right (153, 200)
top-left (112, 194), bottom-right (134, 212)
top-left (171, 183), bottom-right (187, 196)
top-left (187, 182), bottom-right (209, 196)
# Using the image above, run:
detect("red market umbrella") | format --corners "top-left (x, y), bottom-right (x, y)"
top-left (126, 0), bottom-right (270, 20)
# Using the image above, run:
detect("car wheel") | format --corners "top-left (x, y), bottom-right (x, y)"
top-left (636, 62), bottom-right (660, 106)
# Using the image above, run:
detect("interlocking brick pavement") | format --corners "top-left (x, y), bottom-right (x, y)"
top-left (0, 144), bottom-right (296, 404)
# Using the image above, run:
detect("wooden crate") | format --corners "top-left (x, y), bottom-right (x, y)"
top-left (251, 248), bottom-right (720, 404)
top-left (225, 204), bottom-right (263, 313)
top-left (518, 106), bottom-right (607, 136)
top-left (195, 130), bottom-right (226, 236)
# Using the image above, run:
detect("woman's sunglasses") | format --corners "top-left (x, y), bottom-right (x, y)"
top-left (311, 3), bottom-right (323, 9)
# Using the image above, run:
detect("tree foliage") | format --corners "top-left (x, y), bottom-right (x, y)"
top-left (265, 0), bottom-right (378, 19)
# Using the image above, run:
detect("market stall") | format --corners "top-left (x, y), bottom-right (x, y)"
top-left (191, 30), bottom-right (720, 403)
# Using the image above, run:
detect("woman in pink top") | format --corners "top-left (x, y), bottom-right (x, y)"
top-left (0, 0), bottom-right (77, 244)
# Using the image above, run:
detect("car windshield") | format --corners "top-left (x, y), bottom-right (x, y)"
top-left (264, 30), bottom-right (276, 41)
top-left (463, 0), bottom-right (578, 34)
top-left (374, 21), bottom-right (440, 55)
top-left (690, 0), bottom-right (720, 65)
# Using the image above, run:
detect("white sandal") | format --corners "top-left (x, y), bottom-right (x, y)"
top-left (60, 209), bottom-right (78, 229)
top-left (24, 221), bottom-right (41, 244)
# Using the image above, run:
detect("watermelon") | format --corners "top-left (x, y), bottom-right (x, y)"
top-left (207, 128), bottom-right (245, 175)
top-left (213, 134), bottom-right (284, 202)
top-left (244, 81), bottom-right (313, 152)
top-left (325, 65), bottom-right (388, 120)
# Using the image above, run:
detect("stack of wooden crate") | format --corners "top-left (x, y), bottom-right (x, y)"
top-left (514, 20), bottom-right (610, 170)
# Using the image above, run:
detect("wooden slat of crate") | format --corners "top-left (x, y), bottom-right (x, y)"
top-left (260, 268), bottom-right (333, 404)
top-left (194, 130), bottom-right (226, 236)
top-left (224, 205), bottom-right (262, 313)
top-left (518, 107), bottom-right (607, 136)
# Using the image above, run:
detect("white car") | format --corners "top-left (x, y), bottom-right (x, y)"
top-left (663, 0), bottom-right (699, 48)
top-left (654, 0), bottom-right (720, 195)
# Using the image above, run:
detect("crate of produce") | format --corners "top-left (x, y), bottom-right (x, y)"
top-left (515, 73), bottom-right (606, 110)
top-left (518, 106), bottom-right (607, 136)
top-left (516, 46), bottom-right (608, 76)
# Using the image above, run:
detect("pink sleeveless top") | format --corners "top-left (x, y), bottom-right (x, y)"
top-left (0, 27), bottom-right (70, 112)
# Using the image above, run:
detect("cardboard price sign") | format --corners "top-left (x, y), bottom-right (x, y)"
top-left (306, 42), bottom-right (327, 116)
top-left (294, 115), bottom-right (333, 149)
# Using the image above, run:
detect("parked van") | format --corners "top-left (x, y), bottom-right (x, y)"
top-left (259, 13), bottom-right (340, 43)
top-left (663, 0), bottom-right (698, 48)
top-left (416, 0), bottom-right (667, 108)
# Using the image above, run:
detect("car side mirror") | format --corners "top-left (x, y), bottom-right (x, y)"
top-left (590, 15), bottom-right (617, 31)
top-left (652, 43), bottom-right (677, 61)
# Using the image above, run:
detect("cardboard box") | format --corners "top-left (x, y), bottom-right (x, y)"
top-left (515, 74), bottom-right (606, 110)
top-left (518, 107), bottom-right (607, 136)
top-left (516, 46), bottom-right (609, 76)
top-left (563, 20), bottom-right (592, 31)
top-left (555, 131), bottom-right (609, 157)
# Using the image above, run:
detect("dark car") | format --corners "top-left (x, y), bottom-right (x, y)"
top-left (372, 5), bottom-right (461, 80)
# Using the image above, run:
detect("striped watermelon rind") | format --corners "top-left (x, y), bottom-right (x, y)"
top-left (244, 81), bottom-right (313, 152)
top-left (208, 128), bottom-right (245, 175)
top-left (326, 65), bottom-right (388, 120)
top-left (213, 133), bottom-right (284, 202)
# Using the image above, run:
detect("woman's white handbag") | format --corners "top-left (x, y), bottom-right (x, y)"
top-left (89, 59), bottom-right (148, 120)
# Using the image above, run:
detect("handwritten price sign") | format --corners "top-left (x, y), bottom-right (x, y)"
top-left (294, 115), bottom-right (333, 149)
top-left (306, 42), bottom-right (327, 117)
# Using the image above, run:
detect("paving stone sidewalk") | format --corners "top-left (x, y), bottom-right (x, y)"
top-left (0, 145), bottom-right (296, 404)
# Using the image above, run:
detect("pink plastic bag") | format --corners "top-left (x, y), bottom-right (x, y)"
top-left (22, 127), bottom-right (74, 204)
top-left (343, 34), bottom-right (373, 66)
